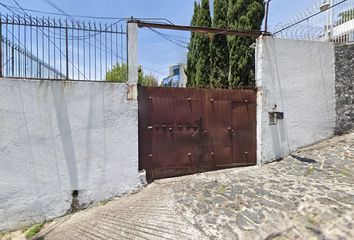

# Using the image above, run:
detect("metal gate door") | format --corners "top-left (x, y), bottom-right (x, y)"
top-left (138, 86), bottom-right (256, 180)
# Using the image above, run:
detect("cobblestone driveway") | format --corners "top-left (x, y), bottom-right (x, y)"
top-left (37, 133), bottom-right (354, 240)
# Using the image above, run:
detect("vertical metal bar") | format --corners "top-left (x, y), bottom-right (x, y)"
top-left (36, 17), bottom-right (39, 78)
top-left (41, 17), bottom-right (44, 79)
top-left (83, 22), bottom-right (86, 81)
top-left (121, 25), bottom-right (123, 65)
top-left (125, 23), bottom-right (129, 81)
top-left (115, 24), bottom-right (118, 66)
top-left (11, 46), bottom-right (14, 77)
top-left (100, 23), bottom-right (102, 80)
top-left (77, 22), bottom-right (80, 80)
top-left (94, 23), bottom-right (97, 80)
top-left (53, 19), bottom-right (56, 78)
top-left (65, 25), bottom-right (69, 80)
top-left (12, 15), bottom-right (14, 77)
top-left (72, 24), bottom-right (74, 79)
top-left (5, 17), bottom-right (8, 77)
top-left (47, 18), bottom-right (50, 79)
top-left (110, 25), bottom-right (112, 72)
top-left (88, 22), bottom-right (91, 80)
top-left (0, 15), bottom-right (3, 78)
top-left (264, 0), bottom-right (271, 33)
top-left (59, 20), bottom-right (62, 77)
top-left (105, 24), bottom-right (107, 81)
top-left (18, 18), bottom-right (20, 77)
top-left (30, 17), bottom-right (33, 77)
top-left (329, 0), bottom-right (333, 41)
top-left (24, 18), bottom-right (26, 78)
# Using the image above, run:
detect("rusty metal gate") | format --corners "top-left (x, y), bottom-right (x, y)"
top-left (138, 86), bottom-right (256, 180)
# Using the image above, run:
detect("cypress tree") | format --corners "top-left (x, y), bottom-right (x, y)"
top-left (210, 0), bottom-right (229, 88)
top-left (228, 0), bottom-right (264, 87)
top-left (186, 2), bottom-right (200, 87)
top-left (194, 0), bottom-right (212, 87)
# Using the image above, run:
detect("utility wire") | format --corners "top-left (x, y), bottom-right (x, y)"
top-left (12, 0), bottom-right (159, 78)
top-left (0, 2), bottom-right (65, 77)
top-left (1, 1), bottom-right (169, 78)
top-left (34, 0), bottom-right (127, 67)
top-left (140, 64), bottom-right (166, 75)
top-left (40, 0), bottom-right (74, 21)
top-left (36, 0), bottom-right (125, 64)
top-left (145, 27), bottom-right (188, 49)
top-left (30, 0), bottom-right (126, 77)
top-left (0, 2), bottom-right (175, 24)
top-left (30, 19), bottom-right (126, 41)
top-left (11, 0), bottom-right (87, 79)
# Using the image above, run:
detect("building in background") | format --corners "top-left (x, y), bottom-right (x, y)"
top-left (161, 63), bottom-right (187, 87)
top-left (332, 8), bottom-right (354, 42)
top-left (274, 0), bottom-right (354, 43)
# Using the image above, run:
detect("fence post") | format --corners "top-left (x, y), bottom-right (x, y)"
top-left (329, 0), bottom-right (333, 41)
top-left (264, 0), bottom-right (271, 33)
top-left (11, 46), bottom-right (14, 77)
top-left (127, 20), bottom-right (138, 100)
top-left (0, 16), bottom-right (3, 78)
top-left (65, 27), bottom-right (69, 80)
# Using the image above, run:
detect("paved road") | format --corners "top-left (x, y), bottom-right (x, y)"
top-left (37, 133), bottom-right (354, 240)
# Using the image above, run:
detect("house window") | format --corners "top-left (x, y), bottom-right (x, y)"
top-left (173, 67), bottom-right (180, 76)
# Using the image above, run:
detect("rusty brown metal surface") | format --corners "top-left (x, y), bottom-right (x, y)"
top-left (133, 20), bottom-right (269, 38)
top-left (138, 86), bottom-right (257, 181)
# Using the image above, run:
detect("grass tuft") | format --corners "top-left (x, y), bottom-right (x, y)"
top-left (304, 165), bottom-right (315, 176)
top-left (217, 185), bottom-right (226, 195)
top-left (0, 231), bottom-right (7, 239)
top-left (24, 223), bottom-right (45, 239)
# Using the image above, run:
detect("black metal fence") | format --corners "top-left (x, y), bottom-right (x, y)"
top-left (0, 13), bottom-right (127, 81)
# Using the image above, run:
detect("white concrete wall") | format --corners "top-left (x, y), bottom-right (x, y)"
top-left (256, 37), bottom-right (336, 164)
top-left (0, 78), bottom-right (142, 231)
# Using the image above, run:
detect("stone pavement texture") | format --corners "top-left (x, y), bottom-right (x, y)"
top-left (36, 133), bottom-right (354, 240)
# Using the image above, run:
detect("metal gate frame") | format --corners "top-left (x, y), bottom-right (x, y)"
top-left (138, 86), bottom-right (256, 181)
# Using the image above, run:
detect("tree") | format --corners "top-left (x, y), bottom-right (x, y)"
top-left (140, 74), bottom-right (159, 87)
top-left (106, 63), bottom-right (127, 82)
top-left (138, 66), bottom-right (159, 87)
top-left (106, 64), bottom-right (158, 87)
top-left (227, 0), bottom-right (264, 87)
top-left (194, 0), bottom-right (212, 87)
top-left (210, 0), bottom-right (229, 88)
top-left (186, 1), bottom-right (200, 87)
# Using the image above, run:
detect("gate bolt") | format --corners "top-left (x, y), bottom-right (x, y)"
top-left (210, 152), bottom-right (214, 156)
top-left (169, 127), bottom-right (173, 131)
top-left (187, 98), bottom-right (192, 101)
top-left (244, 152), bottom-right (248, 155)
top-left (148, 96), bottom-right (152, 100)
top-left (147, 126), bottom-right (153, 130)
top-left (188, 153), bottom-right (192, 156)
top-left (210, 98), bottom-right (214, 102)
top-left (244, 99), bottom-right (248, 103)
top-left (149, 154), bottom-right (153, 158)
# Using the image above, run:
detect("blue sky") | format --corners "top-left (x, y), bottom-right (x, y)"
top-left (0, 0), bottom-right (319, 78)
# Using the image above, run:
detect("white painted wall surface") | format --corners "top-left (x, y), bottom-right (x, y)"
top-left (0, 79), bottom-right (142, 231)
top-left (256, 37), bottom-right (336, 164)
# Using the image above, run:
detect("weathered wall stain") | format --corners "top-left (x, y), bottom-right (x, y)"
top-left (0, 78), bottom-right (142, 231)
top-left (256, 37), bottom-right (336, 164)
